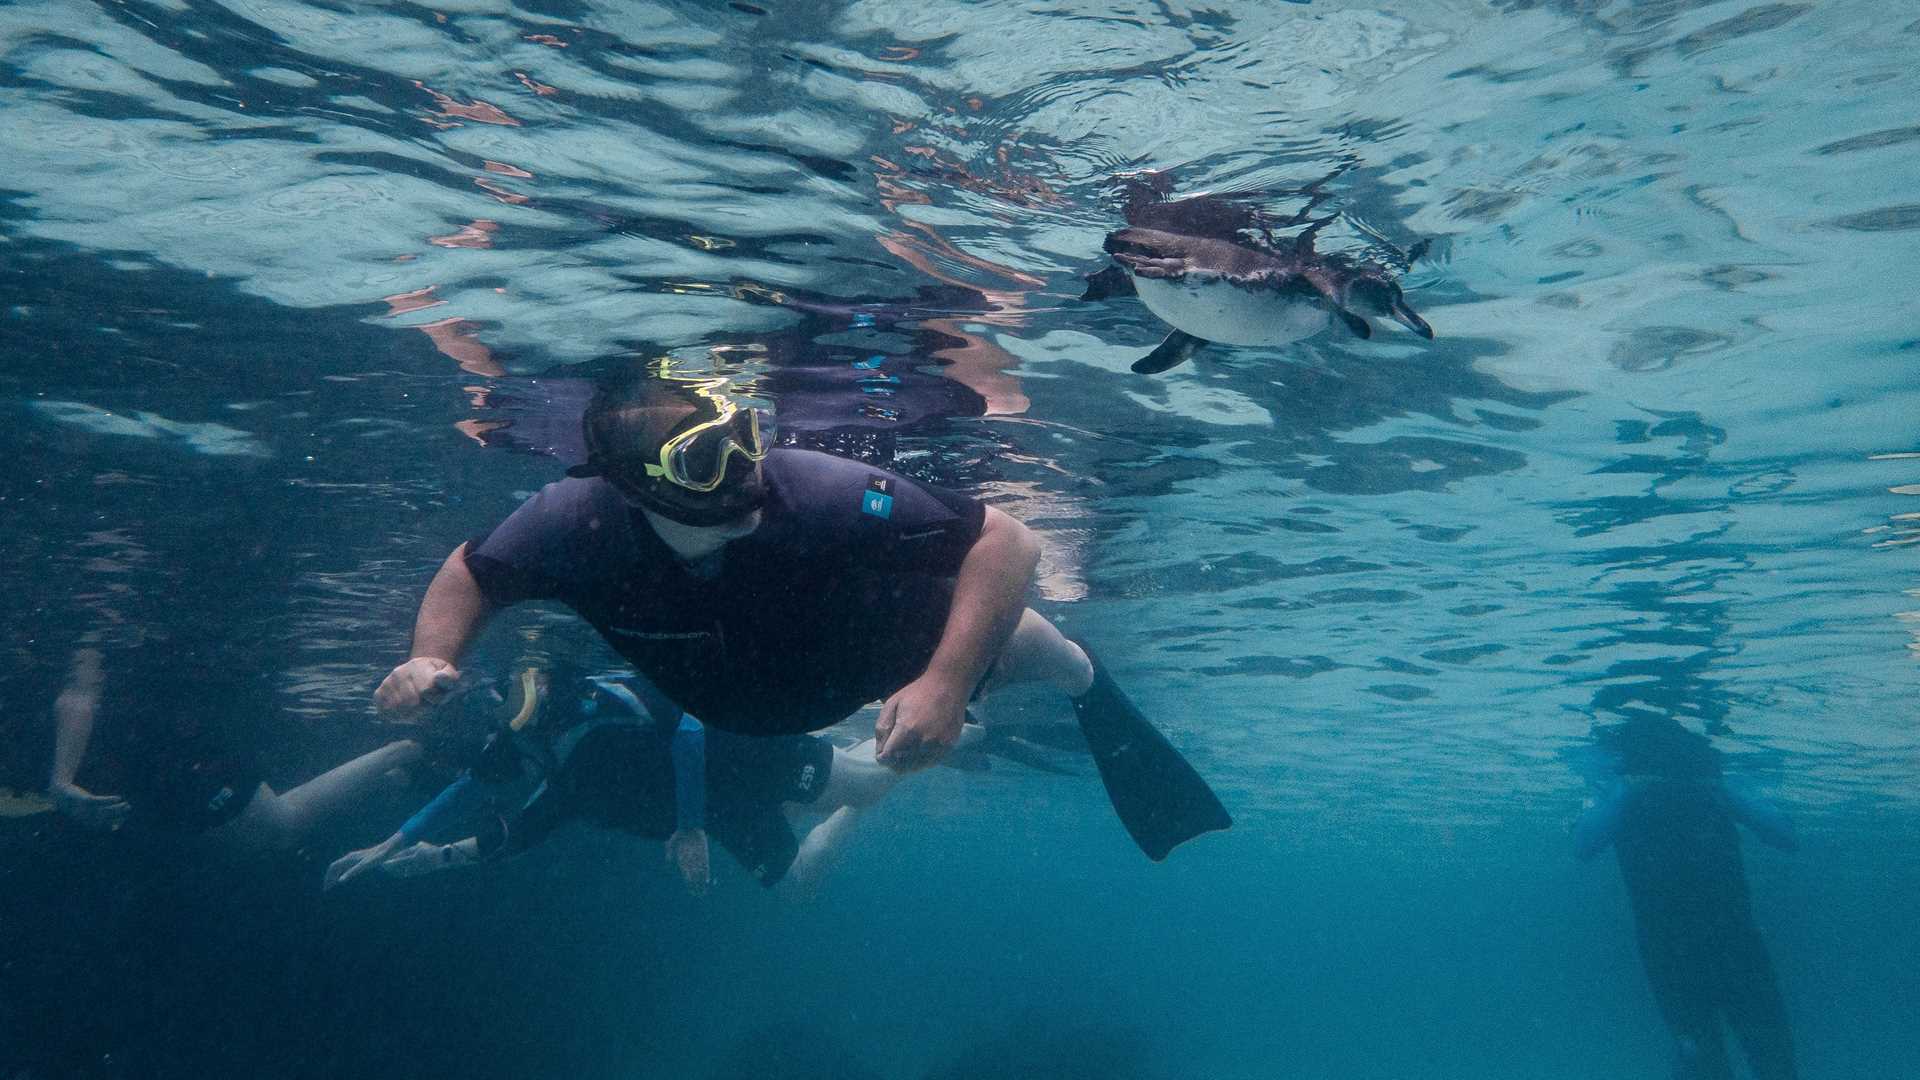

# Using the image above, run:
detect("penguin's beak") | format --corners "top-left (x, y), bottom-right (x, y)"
top-left (1390, 299), bottom-right (1434, 339)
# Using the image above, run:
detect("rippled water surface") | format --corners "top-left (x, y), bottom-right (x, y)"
top-left (3, 2), bottom-right (1917, 1078)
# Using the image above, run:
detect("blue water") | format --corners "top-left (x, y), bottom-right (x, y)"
top-left (4, 1), bottom-right (1918, 1077)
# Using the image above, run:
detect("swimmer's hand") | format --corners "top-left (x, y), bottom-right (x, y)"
top-left (324, 832), bottom-right (406, 891)
top-left (375, 657), bottom-right (461, 716)
top-left (49, 780), bottom-right (131, 831)
top-left (874, 673), bottom-right (968, 771)
top-left (666, 828), bottom-right (712, 896)
top-left (377, 838), bottom-right (479, 879)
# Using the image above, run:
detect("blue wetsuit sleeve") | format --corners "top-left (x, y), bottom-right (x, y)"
top-left (1723, 779), bottom-right (1797, 851)
top-left (1572, 780), bottom-right (1629, 860)
top-left (399, 773), bottom-right (487, 845)
top-left (671, 713), bottom-right (706, 832)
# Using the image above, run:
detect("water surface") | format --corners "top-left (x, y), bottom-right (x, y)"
top-left (3, 2), bottom-right (1916, 1077)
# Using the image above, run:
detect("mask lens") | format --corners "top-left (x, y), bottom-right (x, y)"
top-left (664, 407), bottom-right (768, 491)
top-left (616, 458), bottom-right (767, 527)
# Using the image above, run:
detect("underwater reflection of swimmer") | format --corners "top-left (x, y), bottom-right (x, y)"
top-left (328, 665), bottom-right (1011, 895)
top-left (48, 646), bottom-right (420, 850)
top-left (1574, 715), bottom-right (1798, 1080)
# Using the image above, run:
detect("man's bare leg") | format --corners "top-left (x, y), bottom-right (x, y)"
top-left (977, 609), bottom-right (1093, 698)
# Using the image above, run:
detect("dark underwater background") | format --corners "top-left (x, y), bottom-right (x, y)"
top-left (3, 1), bottom-right (1918, 1077)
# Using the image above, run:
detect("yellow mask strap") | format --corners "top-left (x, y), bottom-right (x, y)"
top-left (508, 668), bottom-right (542, 731)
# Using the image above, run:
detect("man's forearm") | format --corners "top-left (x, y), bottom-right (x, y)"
top-left (924, 509), bottom-right (1040, 691)
top-left (410, 544), bottom-right (496, 662)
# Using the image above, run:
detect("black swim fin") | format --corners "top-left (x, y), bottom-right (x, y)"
top-left (1071, 647), bottom-right (1231, 860)
top-left (981, 726), bottom-right (1088, 776)
top-left (1131, 330), bottom-right (1209, 374)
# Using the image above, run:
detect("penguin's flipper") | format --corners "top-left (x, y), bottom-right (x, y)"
top-left (1081, 265), bottom-right (1137, 302)
top-left (1336, 308), bottom-right (1374, 340)
top-left (1131, 330), bottom-right (1209, 374)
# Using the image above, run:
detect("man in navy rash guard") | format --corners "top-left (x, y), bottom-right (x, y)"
top-left (375, 363), bottom-right (1229, 859)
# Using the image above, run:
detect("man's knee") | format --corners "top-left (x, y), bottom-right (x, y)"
top-left (984, 610), bottom-right (1090, 696)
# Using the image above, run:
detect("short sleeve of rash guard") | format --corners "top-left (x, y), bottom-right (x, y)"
top-left (463, 480), bottom-right (613, 606)
top-left (773, 451), bottom-right (987, 574)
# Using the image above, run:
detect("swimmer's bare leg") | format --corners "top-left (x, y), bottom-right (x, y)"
top-left (818, 724), bottom-right (985, 810)
top-left (790, 727), bottom-right (987, 893)
top-left (818, 739), bottom-right (896, 810)
top-left (231, 740), bottom-right (422, 848)
top-left (785, 805), bottom-right (862, 897)
top-left (978, 609), bottom-right (1093, 698)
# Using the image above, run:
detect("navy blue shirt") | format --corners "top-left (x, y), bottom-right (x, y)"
top-left (465, 449), bottom-right (986, 735)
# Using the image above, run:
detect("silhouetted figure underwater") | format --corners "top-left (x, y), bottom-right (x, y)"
top-left (49, 642), bottom-right (419, 850)
top-left (1574, 715), bottom-right (1798, 1080)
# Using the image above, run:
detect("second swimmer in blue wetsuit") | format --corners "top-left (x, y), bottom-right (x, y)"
top-left (327, 662), bottom-right (974, 894)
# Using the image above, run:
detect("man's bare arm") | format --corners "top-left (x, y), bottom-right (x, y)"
top-left (874, 507), bottom-right (1039, 764)
top-left (411, 543), bottom-right (495, 662)
top-left (375, 544), bottom-right (498, 715)
top-left (922, 506), bottom-right (1041, 697)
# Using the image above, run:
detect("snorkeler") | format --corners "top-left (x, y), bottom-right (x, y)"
top-left (49, 644), bottom-right (421, 850)
top-left (328, 662), bottom-right (976, 893)
top-left (374, 362), bottom-right (1229, 860)
top-left (1574, 714), bottom-right (1799, 1080)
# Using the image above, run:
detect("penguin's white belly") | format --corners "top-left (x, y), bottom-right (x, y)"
top-left (1133, 276), bottom-right (1328, 346)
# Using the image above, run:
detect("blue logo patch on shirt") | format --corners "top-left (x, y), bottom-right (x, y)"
top-left (863, 476), bottom-right (894, 519)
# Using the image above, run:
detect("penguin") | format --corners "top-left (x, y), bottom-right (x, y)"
top-left (1086, 180), bottom-right (1434, 374)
